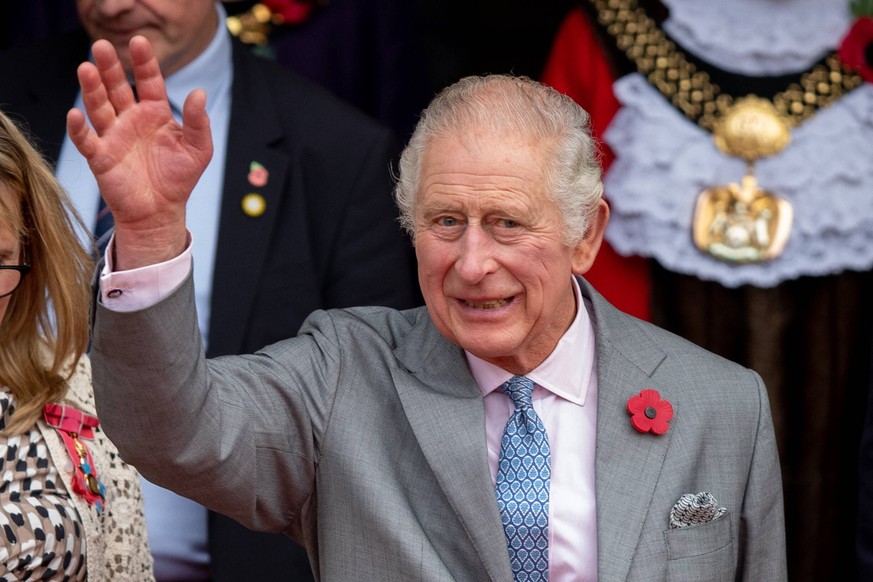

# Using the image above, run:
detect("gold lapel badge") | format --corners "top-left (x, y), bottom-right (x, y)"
top-left (242, 193), bottom-right (267, 218)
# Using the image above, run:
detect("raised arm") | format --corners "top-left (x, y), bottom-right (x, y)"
top-left (66, 35), bottom-right (213, 270)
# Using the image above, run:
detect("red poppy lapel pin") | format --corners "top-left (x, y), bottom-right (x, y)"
top-left (248, 161), bottom-right (269, 187)
top-left (627, 389), bottom-right (673, 435)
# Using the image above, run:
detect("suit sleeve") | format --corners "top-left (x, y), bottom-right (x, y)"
top-left (90, 274), bottom-right (338, 536)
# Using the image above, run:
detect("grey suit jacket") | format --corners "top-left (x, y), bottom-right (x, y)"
top-left (91, 275), bottom-right (786, 581)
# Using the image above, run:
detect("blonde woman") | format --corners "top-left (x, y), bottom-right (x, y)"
top-left (0, 110), bottom-right (153, 580)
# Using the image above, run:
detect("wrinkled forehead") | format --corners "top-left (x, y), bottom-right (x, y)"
top-left (424, 119), bottom-right (556, 162)
top-left (422, 118), bottom-right (558, 179)
top-left (416, 129), bottom-right (555, 212)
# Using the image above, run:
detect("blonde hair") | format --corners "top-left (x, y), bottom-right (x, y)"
top-left (0, 111), bottom-right (94, 434)
top-left (395, 74), bottom-right (603, 246)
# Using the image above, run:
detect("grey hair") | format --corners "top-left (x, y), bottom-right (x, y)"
top-left (395, 74), bottom-right (603, 246)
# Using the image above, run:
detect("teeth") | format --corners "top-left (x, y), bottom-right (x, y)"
top-left (464, 298), bottom-right (509, 309)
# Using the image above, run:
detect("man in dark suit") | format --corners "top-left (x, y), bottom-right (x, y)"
top-left (0, 1), bottom-right (418, 580)
top-left (68, 35), bottom-right (787, 580)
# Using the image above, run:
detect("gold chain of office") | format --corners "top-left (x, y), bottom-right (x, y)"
top-left (590, 0), bottom-right (865, 263)
top-left (589, 0), bottom-right (863, 138)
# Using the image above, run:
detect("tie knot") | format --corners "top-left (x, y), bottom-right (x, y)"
top-left (501, 375), bottom-right (535, 410)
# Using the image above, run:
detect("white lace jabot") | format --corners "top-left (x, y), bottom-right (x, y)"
top-left (603, 1), bottom-right (873, 287)
top-left (662, 0), bottom-right (853, 75)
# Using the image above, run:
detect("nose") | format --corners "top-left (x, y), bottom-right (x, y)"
top-left (454, 225), bottom-right (498, 284)
top-left (94, 0), bottom-right (135, 17)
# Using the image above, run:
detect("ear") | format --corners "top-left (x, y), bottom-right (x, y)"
top-left (570, 199), bottom-right (609, 275)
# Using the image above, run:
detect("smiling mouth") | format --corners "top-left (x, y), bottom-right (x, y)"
top-left (462, 297), bottom-right (513, 309)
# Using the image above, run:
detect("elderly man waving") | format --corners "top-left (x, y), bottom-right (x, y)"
top-left (69, 35), bottom-right (787, 581)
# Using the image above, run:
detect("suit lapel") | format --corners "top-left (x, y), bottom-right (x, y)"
top-left (390, 281), bottom-right (674, 580)
top-left (392, 313), bottom-right (515, 582)
top-left (580, 278), bottom-right (674, 581)
top-left (208, 42), bottom-right (290, 357)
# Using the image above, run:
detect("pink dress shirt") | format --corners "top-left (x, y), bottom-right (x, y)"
top-left (466, 278), bottom-right (599, 581)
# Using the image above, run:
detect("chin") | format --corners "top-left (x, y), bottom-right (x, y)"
top-left (459, 336), bottom-right (518, 361)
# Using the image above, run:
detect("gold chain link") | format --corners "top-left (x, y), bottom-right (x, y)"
top-left (590, 0), bottom-right (864, 131)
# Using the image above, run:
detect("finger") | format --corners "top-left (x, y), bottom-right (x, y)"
top-left (128, 35), bottom-right (170, 106)
top-left (77, 60), bottom-right (119, 136)
top-left (66, 107), bottom-right (101, 166)
top-left (182, 89), bottom-right (215, 161)
top-left (90, 39), bottom-right (137, 113)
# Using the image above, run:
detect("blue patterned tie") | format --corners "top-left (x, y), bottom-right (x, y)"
top-left (495, 375), bottom-right (550, 581)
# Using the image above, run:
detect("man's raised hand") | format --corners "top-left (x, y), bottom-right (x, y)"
top-left (67, 35), bottom-right (213, 269)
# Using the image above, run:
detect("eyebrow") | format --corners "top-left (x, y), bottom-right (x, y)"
top-left (418, 203), bottom-right (461, 217)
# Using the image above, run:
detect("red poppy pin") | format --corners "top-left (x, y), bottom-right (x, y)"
top-left (627, 389), bottom-right (674, 435)
top-left (248, 161), bottom-right (269, 187)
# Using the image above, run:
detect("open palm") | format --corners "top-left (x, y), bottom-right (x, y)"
top-left (67, 36), bottom-right (213, 266)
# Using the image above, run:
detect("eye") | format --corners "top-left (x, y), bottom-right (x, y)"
top-left (489, 217), bottom-right (526, 241)
top-left (437, 216), bottom-right (459, 227)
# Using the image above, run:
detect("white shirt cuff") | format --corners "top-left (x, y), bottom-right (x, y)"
top-left (99, 233), bottom-right (193, 312)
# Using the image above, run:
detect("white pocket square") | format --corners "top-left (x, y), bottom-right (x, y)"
top-left (669, 492), bottom-right (728, 529)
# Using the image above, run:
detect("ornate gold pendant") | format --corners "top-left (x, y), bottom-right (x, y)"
top-left (693, 96), bottom-right (794, 263)
top-left (693, 174), bottom-right (793, 263)
top-left (712, 96), bottom-right (791, 160)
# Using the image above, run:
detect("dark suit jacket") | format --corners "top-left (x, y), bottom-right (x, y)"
top-left (0, 28), bottom-right (420, 581)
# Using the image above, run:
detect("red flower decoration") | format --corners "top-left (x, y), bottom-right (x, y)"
top-left (263, 0), bottom-right (317, 25)
top-left (627, 389), bottom-right (674, 435)
top-left (248, 161), bottom-right (269, 187)
top-left (839, 16), bottom-right (873, 83)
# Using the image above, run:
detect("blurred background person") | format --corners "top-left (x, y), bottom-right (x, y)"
top-left (0, 109), bottom-right (153, 580)
top-left (224, 0), bottom-right (429, 144)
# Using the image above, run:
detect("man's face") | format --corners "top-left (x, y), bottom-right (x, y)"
top-left (414, 129), bottom-right (605, 374)
top-left (76, 0), bottom-right (219, 76)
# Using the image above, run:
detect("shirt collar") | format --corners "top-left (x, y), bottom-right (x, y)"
top-left (466, 277), bottom-right (596, 406)
top-left (164, 3), bottom-right (232, 115)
